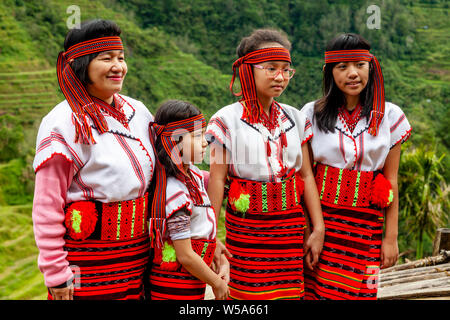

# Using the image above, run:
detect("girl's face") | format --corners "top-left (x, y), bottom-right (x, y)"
top-left (86, 50), bottom-right (127, 104)
top-left (180, 128), bottom-right (208, 166)
top-left (253, 42), bottom-right (291, 106)
top-left (332, 61), bottom-right (369, 100)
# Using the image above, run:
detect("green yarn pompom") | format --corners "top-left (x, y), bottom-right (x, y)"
top-left (387, 189), bottom-right (394, 205)
top-left (71, 210), bottom-right (82, 234)
top-left (162, 241), bottom-right (177, 262)
top-left (235, 194), bottom-right (250, 213)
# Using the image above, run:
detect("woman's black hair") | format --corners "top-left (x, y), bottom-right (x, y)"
top-left (314, 33), bottom-right (374, 133)
top-left (154, 100), bottom-right (201, 177)
top-left (64, 19), bottom-right (122, 86)
top-left (236, 28), bottom-right (291, 58)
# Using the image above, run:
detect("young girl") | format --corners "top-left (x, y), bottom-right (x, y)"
top-left (301, 33), bottom-right (412, 300)
top-left (206, 29), bottom-right (325, 300)
top-left (149, 100), bottom-right (229, 300)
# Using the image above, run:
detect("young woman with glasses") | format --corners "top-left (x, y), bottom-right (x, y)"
top-left (206, 28), bottom-right (325, 300)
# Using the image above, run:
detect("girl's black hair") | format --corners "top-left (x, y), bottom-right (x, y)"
top-left (314, 33), bottom-right (374, 133)
top-left (236, 28), bottom-right (291, 58)
top-left (64, 19), bottom-right (122, 86)
top-left (154, 100), bottom-right (201, 177)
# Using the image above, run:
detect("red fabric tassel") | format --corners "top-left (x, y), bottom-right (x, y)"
top-left (370, 174), bottom-right (393, 208)
top-left (228, 180), bottom-right (248, 211)
top-left (64, 201), bottom-right (98, 240)
top-left (266, 140), bottom-right (271, 157)
top-left (280, 132), bottom-right (287, 148)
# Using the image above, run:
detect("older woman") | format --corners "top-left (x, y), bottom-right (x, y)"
top-left (32, 19), bottom-right (155, 300)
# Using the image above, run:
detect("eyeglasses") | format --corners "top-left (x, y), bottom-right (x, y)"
top-left (253, 64), bottom-right (296, 79)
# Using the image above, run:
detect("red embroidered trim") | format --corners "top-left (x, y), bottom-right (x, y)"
top-left (315, 163), bottom-right (393, 208)
top-left (391, 127), bottom-right (412, 148)
top-left (64, 193), bottom-right (149, 241)
top-left (34, 152), bottom-right (73, 173)
top-left (228, 171), bottom-right (304, 214)
top-left (166, 203), bottom-right (192, 220)
top-left (301, 132), bottom-right (313, 145)
top-left (100, 193), bottom-right (149, 241)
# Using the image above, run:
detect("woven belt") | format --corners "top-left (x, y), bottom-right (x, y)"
top-left (153, 238), bottom-right (216, 271)
top-left (187, 239), bottom-right (216, 268)
top-left (315, 163), bottom-right (392, 208)
top-left (64, 193), bottom-right (149, 241)
top-left (227, 171), bottom-right (304, 214)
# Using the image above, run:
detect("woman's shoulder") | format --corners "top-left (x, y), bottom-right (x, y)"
top-left (166, 176), bottom-right (190, 198)
top-left (40, 100), bottom-right (73, 127)
top-left (299, 100), bottom-right (316, 119)
top-left (119, 94), bottom-right (153, 119)
top-left (188, 165), bottom-right (205, 185)
top-left (385, 101), bottom-right (405, 115)
top-left (279, 102), bottom-right (302, 115)
top-left (210, 101), bottom-right (242, 120)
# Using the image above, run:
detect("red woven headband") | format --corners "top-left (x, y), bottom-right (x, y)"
top-left (149, 114), bottom-right (206, 248)
top-left (230, 47), bottom-right (291, 124)
top-left (325, 49), bottom-right (385, 136)
top-left (57, 36), bottom-right (124, 144)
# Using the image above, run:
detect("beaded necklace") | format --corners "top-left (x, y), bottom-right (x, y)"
top-left (255, 102), bottom-right (288, 178)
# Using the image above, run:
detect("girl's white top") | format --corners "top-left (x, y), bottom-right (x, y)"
top-left (206, 101), bottom-right (313, 182)
top-left (164, 164), bottom-right (216, 240)
top-left (33, 94), bottom-right (155, 202)
top-left (300, 101), bottom-right (411, 171)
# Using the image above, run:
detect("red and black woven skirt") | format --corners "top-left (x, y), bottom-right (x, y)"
top-left (150, 239), bottom-right (216, 300)
top-left (225, 172), bottom-right (306, 300)
top-left (304, 164), bottom-right (386, 300)
top-left (49, 194), bottom-right (151, 300)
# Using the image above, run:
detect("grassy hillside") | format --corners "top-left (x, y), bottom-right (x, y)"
top-left (0, 0), bottom-right (448, 299)
top-left (0, 204), bottom-right (45, 299)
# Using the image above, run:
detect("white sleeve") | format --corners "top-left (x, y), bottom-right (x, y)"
top-left (386, 103), bottom-right (412, 148)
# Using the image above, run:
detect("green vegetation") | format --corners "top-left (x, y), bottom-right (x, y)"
top-left (399, 144), bottom-right (449, 260)
top-left (0, 204), bottom-right (46, 299)
top-left (0, 0), bottom-right (448, 299)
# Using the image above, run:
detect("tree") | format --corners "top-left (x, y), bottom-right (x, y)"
top-left (399, 144), bottom-right (449, 259)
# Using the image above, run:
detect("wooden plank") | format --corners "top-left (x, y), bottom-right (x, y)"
top-left (378, 287), bottom-right (450, 300)
top-left (379, 262), bottom-right (450, 283)
top-left (433, 228), bottom-right (450, 256)
top-left (378, 277), bottom-right (450, 299)
top-left (381, 251), bottom-right (450, 273)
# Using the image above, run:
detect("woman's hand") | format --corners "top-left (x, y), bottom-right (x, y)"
top-left (216, 253), bottom-right (230, 284)
top-left (381, 237), bottom-right (398, 269)
top-left (211, 277), bottom-right (229, 300)
top-left (304, 228), bottom-right (325, 270)
top-left (212, 239), bottom-right (232, 273)
top-left (49, 284), bottom-right (74, 300)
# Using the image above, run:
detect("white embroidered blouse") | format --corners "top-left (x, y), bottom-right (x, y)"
top-left (206, 101), bottom-right (313, 182)
top-left (33, 94), bottom-right (155, 202)
top-left (300, 101), bottom-right (412, 171)
top-left (164, 164), bottom-right (217, 241)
